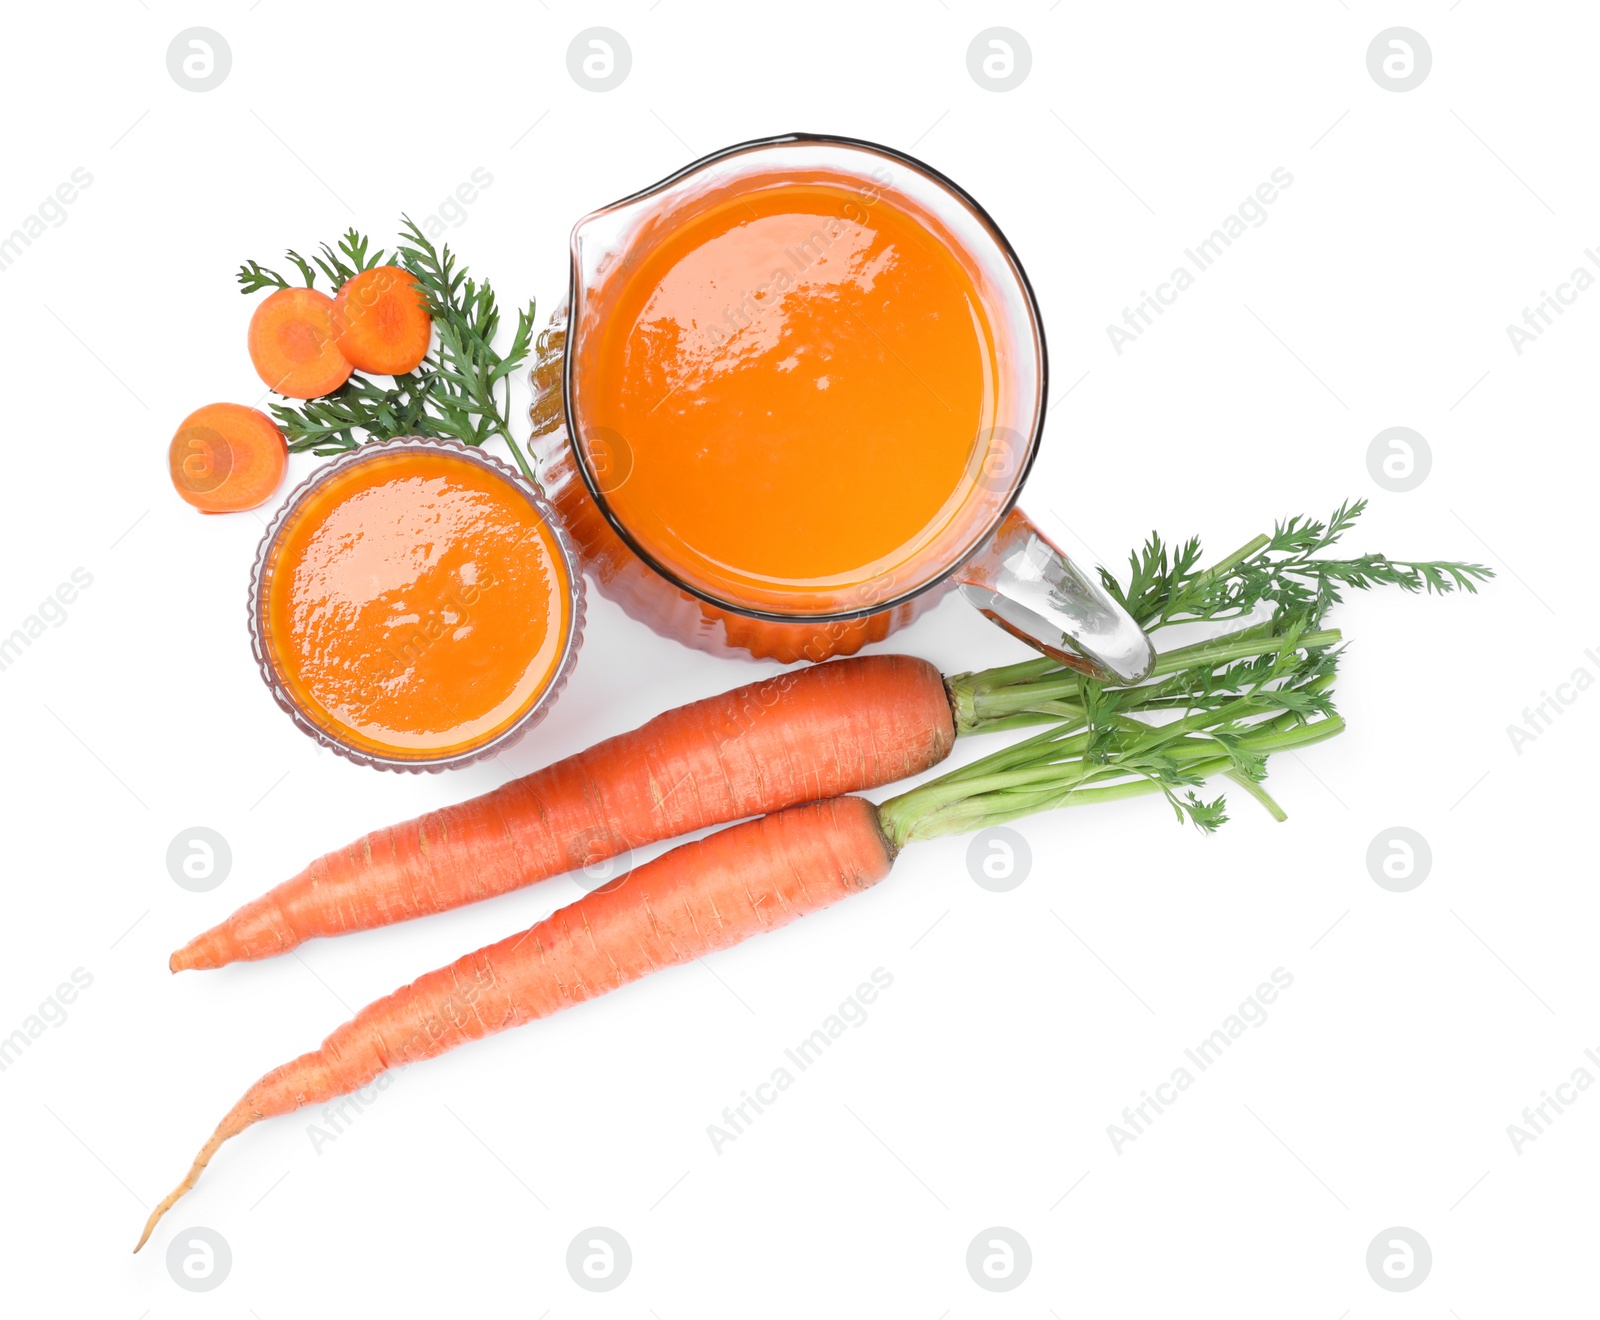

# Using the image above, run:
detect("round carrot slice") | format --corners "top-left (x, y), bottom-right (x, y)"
top-left (332, 266), bottom-right (432, 375)
top-left (248, 287), bottom-right (353, 399)
top-left (169, 403), bottom-right (288, 513)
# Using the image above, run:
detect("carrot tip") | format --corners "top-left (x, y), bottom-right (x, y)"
top-left (135, 1187), bottom-right (179, 1253)
top-left (168, 932), bottom-right (219, 973)
top-left (137, 1104), bottom-right (254, 1255)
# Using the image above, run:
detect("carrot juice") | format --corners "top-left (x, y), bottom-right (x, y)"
top-left (576, 173), bottom-right (1001, 614)
top-left (260, 449), bottom-right (573, 760)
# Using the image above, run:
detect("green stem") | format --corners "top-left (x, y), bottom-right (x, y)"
top-left (1147, 629), bottom-right (1340, 677)
top-left (1226, 769), bottom-right (1287, 822)
top-left (878, 706), bottom-right (1345, 846)
top-left (956, 656), bottom-right (1062, 693)
top-left (896, 755), bottom-right (1235, 840)
top-left (951, 625), bottom-right (1341, 734)
top-left (500, 429), bottom-right (539, 486)
top-left (1198, 533), bottom-right (1272, 584)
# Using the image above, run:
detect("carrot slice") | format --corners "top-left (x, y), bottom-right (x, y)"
top-left (168, 403), bottom-right (288, 513)
top-left (247, 287), bottom-right (353, 399)
top-left (332, 265), bottom-right (432, 375)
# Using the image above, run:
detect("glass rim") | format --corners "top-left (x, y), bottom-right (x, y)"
top-left (562, 130), bottom-right (1050, 625)
top-left (247, 435), bottom-right (586, 773)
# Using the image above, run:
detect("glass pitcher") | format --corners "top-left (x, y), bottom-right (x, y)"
top-left (529, 133), bottom-right (1153, 682)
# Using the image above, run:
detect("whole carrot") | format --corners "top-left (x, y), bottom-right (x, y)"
top-left (139, 508), bottom-right (1490, 1249)
top-left (138, 797), bottom-right (893, 1251)
top-left (172, 654), bottom-right (953, 970)
top-left (138, 649), bottom-right (1348, 1250)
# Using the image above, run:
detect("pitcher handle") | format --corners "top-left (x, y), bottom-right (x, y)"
top-left (957, 509), bottom-right (1155, 684)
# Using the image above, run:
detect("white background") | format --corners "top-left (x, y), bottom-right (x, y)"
top-left (0, 2), bottom-right (1593, 1314)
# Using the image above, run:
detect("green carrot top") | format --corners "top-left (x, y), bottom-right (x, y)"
top-left (884, 501), bottom-right (1490, 846)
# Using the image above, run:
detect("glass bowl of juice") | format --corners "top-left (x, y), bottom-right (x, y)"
top-left (248, 436), bottom-right (584, 772)
top-left (528, 133), bottom-right (1153, 680)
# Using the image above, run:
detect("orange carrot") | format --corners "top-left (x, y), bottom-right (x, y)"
top-left (170, 654), bottom-right (953, 971)
top-left (137, 701), bottom-right (1354, 1250)
top-left (137, 619), bottom-right (1378, 1250)
top-left (137, 796), bottom-right (892, 1250)
top-left (168, 403), bottom-right (289, 514)
top-left (136, 513), bottom-right (1481, 1251)
top-left (332, 265), bottom-right (432, 375)
top-left (138, 712), bottom-right (1346, 1250)
top-left (247, 286), bottom-right (353, 399)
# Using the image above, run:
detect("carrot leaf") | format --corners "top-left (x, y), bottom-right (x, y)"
top-left (236, 259), bottom-right (291, 294)
top-left (238, 222), bottom-right (540, 484)
top-left (285, 250), bottom-right (319, 289)
top-left (1098, 499), bottom-right (1493, 632)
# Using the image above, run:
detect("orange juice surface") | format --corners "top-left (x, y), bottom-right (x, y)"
top-left (582, 176), bottom-right (999, 610)
top-left (264, 450), bottom-right (571, 758)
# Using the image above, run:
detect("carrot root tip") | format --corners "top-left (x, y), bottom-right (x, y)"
top-left (135, 1104), bottom-right (255, 1253)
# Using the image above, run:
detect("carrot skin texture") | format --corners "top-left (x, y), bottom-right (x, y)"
top-left (171, 654), bottom-right (951, 970)
top-left (137, 797), bottom-right (893, 1250)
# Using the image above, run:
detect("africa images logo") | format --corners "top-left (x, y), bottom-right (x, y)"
top-left (1105, 170), bottom-right (1294, 354)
